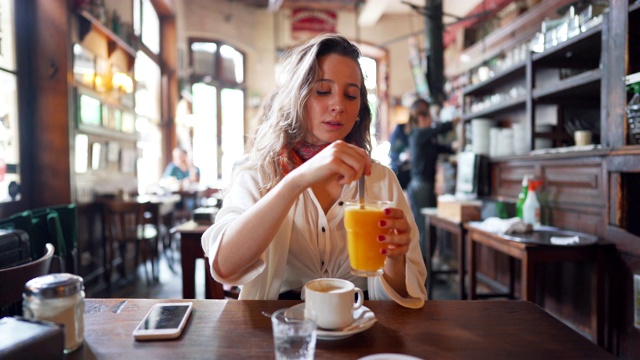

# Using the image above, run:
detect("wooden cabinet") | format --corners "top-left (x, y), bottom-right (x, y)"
top-left (459, 1), bottom-right (640, 355)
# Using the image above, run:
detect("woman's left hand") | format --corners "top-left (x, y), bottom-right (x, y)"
top-left (377, 207), bottom-right (411, 259)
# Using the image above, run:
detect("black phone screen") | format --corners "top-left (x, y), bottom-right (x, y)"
top-left (137, 305), bottom-right (190, 330)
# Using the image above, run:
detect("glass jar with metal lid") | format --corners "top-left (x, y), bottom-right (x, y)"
top-left (23, 273), bottom-right (85, 353)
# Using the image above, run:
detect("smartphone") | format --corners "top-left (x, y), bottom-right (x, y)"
top-left (133, 302), bottom-right (193, 341)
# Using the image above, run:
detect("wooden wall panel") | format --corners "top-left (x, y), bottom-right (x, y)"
top-left (542, 162), bottom-right (606, 209)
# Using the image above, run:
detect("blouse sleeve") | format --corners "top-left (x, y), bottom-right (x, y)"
top-left (201, 170), bottom-right (267, 285)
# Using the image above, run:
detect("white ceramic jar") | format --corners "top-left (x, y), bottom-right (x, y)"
top-left (23, 273), bottom-right (85, 353)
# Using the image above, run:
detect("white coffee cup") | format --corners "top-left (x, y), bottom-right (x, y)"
top-left (302, 278), bottom-right (364, 330)
top-left (574, 130), bottom-right (592, 146)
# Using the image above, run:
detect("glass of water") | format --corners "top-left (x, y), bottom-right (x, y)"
top-left (271, 307), bottom-right (317, 360)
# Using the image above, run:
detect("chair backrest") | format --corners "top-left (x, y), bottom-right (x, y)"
top-left (103, 200), bottom-right (157, 243)
top-left (0, 243), bottom-right (54, 309)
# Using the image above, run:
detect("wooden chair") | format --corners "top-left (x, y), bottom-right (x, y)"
top-left (0, 243), bottom-right (54, 315)
top-left (102, 200), bottom-right (159, 287)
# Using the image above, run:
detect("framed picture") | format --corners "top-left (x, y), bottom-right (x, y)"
top-left (78, 93), bottom-right (102, 126)
top-left (121, 111), bottom-right (135, 133)
top-left (91, 142), bottom-right (102, 170)
top-left (73, 44), bottom-right (96, 88)
top-left (107, 141), bottom-right (119, 162)
top-left (74, 134), bottom-right (89, 174)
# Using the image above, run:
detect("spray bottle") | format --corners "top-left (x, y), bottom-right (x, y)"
top-left (516, 176), bottom-right (529, 219)
top-left (522, 179), bottom-right (542, 227)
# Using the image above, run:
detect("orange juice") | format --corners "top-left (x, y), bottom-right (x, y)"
top-left (344, 201), bottom-right (391, 276)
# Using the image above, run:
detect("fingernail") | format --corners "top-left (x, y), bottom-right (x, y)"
top-left (379, 220), bottom-right (387, 227)
top-left (384, 208), bottom-right (391, 215)
top-left (381, 248), bottom-right (387, 255)
top-left (378, 235), bottom-right (385, 242)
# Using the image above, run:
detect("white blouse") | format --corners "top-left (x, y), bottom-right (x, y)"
top-left (201, 163), bottom-right (427, 308)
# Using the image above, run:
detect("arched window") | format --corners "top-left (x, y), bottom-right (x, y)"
top-left (188, 39), bottom-right (245, 187)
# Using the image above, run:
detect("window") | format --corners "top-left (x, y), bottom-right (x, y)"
top-left (134, 0), bottom-right (159, 54)
top-left (133, 1), bottom-right (162, 194)
top-left (188, 39), bottom-right (245, 187)
top-left (0, 0), bottom-right (21, 202)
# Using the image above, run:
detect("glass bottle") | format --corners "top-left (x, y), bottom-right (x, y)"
top-left (516, 176), bottom-right (529, 219)
top-left (627, 82), bottom-right (640, 145)
top-left (23, 273), bottom-right (85, 353)
top-left (522, 180), bottom-right (541, 227)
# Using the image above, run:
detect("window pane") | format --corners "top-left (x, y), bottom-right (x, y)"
top-left (192, 83), bottom-right (218, 185)
top-left (135, 51), bottom-right (161, 121)
top-left (191, 42), bottom-right (217, 77)
top-left (133, 0), bottom-right (141, 36)
top-left (0, 0), bottom-right (15, 71)
top-left (0, 69), bottom-right (20, 200)
top-left (141, 0), bottom-right (159, 54)
top-left (220, 44), bottom-right (243, 84)
top-left (360, 57), bottom-right (377, 90)
top-left (220, 88), bottom-right (244, 185)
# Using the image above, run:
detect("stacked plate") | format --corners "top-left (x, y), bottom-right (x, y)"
top-left (512, 123), bottom-right (528, 155)
top-left (471, 118), bottom-right (495, 155)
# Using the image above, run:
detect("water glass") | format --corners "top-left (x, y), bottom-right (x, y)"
top-left (271, 308), bottom-right (316, 360)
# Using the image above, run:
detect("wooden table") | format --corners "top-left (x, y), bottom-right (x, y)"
top-left (464, 223), bottom-right (608, 345)
top-left (421, 208), bottom-right (467, 300)
top-left (173, 220), bottom-right (224, 299)
top-left (66, 298), bottom-right (614, 359)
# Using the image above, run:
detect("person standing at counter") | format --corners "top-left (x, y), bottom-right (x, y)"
top-left (201, 34), bottom-right (426, 307)
top-left (388, 121), bottom-right (411, 189)
top-left (407, 99), bottom-right (459, 257)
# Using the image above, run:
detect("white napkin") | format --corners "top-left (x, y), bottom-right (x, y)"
top-left (476, 217), bottom-right (532, 234)
top-left (550, 236), bottom-right (580, 245)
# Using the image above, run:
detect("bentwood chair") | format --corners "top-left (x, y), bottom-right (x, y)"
top-left (102, 200), bottom-right (159, 287)
top-left (0, 243), bottom-right (54, 316)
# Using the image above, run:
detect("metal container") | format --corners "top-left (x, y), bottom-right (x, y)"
top-left (23, 273), bottom-right (85, 353)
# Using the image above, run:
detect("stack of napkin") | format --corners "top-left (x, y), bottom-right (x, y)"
top-left (475, 217), bottom-right (533, 234)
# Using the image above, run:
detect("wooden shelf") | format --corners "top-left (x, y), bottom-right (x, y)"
top-left (463, 61), bottom-right (528, 97)
top-left (78, 123), bottom-right (137, 141)
top-left (533, 68), bottom-right (601, 100)
top-left (77, 10), bottom-right (136, 69)
top-left (532, 23), bottom-right (602, 68)
top-left (462, 96), bottom-right (527, 121)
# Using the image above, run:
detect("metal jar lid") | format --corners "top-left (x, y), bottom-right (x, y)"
top-left (24, 273), bottom-right (84, 299)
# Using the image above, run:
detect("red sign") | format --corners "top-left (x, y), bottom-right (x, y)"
top-left (291, 9), bottom-right (337, 38)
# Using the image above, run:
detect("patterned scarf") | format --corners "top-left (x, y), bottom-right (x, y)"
top-left (280, 141), bottom-right (330, 175)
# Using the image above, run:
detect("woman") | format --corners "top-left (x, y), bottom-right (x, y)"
top-left (406, 99), bottom-right (458, 257)
top-left (201, 34), bottom-right (426, 308)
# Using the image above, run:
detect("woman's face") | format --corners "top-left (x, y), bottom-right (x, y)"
top-left (303, 53), bottom-right (362, 145)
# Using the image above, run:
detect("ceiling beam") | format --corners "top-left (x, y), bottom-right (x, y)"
top-left (358, 0), bottom-right (390, 27)
top-left (268, 0), bottom-right (284, 12)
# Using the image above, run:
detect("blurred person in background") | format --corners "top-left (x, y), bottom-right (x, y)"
top-left (407, 99), bottom-right (459, 258)
top-left (163, 147), bottom-right (200, 184)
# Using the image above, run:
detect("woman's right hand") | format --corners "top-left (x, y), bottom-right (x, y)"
top-left (290, 140), bottom-right (372, 188)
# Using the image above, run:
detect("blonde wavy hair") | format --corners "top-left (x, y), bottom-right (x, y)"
top-left (238, 34), bottom-right (372, 194)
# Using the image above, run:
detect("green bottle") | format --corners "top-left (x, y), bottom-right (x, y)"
top-left (516, 176), bottom-right (529, 219)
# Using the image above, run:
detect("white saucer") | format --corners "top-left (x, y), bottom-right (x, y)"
top-left (287, 303), bottom-right (377, 340)
top-left (358, 354), bottom-right (423, 360)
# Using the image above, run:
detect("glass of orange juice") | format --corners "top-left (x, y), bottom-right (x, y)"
top-left (344, 200), bottom-right (393, 277)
